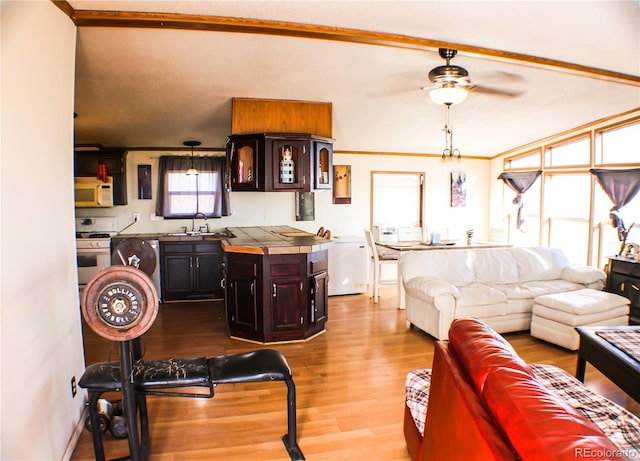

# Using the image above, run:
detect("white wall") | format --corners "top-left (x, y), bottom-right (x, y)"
top-left (1, 2), bottom-right (85, 460)
top-left (76, 150), bottom-right (491, 241)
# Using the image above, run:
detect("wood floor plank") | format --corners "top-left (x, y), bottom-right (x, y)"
top-left (71, 288), bottom-right (640, 460)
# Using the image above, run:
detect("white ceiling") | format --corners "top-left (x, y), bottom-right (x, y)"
top-left (69, 0), bottom-right (640, 157)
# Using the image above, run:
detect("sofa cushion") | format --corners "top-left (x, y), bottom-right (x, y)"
top-left (483, 366), bottom-right (628, 461)
top-left (531, 363), bottom-right (640, 455)
top-left (532, 304), bottom-right (629, 326)
top-left (472, 249), bottom-right (519, 284)
top-left (535, 288), bottom-right (630, 314)
top-left (503, 298), bottom-right (533, 314)
top-left (510, 247), bottom-right (570, 282)
top-left (456, 302), bottom-right (508, 320)
top-left (456, 283), bottom-right (508, 307)
top-left (448, 319), bottom-right (532, 392)
top-left (399, 250), bottom-right (475, 287)
top-left (561, 264), bottom-right (606, 286)
top-left (490, 279), bottom-right (583, 300)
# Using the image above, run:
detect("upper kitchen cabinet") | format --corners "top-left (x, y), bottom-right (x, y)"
top-left (226, 133), bottom-right (333, 193)
top-left (313, 141), bottom-right (333, 190)
top-left (226, 135), bottom-right (261, 191)
top-left (74, 148), bottom-right (128, 205)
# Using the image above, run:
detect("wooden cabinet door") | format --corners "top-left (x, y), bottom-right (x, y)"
top-left (195, 254), bottom-right (223, 297)
top-left (193, 242), bottom-right (224, 298)
top-left (228, 277), bottom-right (259, 333)
top-left (162, 255), bottom-right (193, 300)
top-left (311, 271), bottom-right (329, 327)
top-left (225, 254), bottom-right (261, 336)
top-left (270, 138), bottom-right (309, 191)
top-left (228, 136), bottom-right (261, 191)
top-left (313, 141), bottom-right (333, 190)
top-left (269, 277), bottom-right (305, 334)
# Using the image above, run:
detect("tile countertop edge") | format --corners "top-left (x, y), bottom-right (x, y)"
top-left (220, 240), bottom-right (332, 255)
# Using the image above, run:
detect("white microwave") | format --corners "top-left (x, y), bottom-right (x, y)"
top-left (74, 177), bottom-right (114, 207)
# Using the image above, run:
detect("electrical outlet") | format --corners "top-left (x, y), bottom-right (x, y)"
top-left (70, 376), bottom-right (77, 398)
top-left (132, 212), bottom-right (140, 222)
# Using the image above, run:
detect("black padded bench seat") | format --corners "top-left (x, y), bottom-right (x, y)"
top-left (79, 350), bottom-right (292, 394)
top-left (79, 356), bottom-right (213, 397)
top-left (78, 348), bottom-right (303, 461)
top-left (208, 349), bottom-right (291, 384)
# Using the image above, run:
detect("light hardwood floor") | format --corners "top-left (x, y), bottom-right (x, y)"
top-left (71, 288), bottom-right (640, 461)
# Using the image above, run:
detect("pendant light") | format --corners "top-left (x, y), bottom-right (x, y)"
top-left (184, 140), bottom-right (201, 175)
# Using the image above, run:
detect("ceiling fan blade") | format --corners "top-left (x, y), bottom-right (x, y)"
top-left (471, 84), bottom-right (524, 98)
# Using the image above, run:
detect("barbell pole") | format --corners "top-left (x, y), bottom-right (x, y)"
top-left (120, 340), bottom-right (143, 461)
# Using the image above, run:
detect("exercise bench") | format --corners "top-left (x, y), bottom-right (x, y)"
top-left (79, 340), bottom-right (304, 461)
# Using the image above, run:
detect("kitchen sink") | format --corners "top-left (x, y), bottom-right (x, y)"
top-left (164, 231), bottom-right (235, 238)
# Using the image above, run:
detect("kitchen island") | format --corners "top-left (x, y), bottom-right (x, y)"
top-left (221, 226), bottom-right (332, 343)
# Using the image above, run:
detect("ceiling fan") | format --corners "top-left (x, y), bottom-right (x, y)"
top-left (425, 48), bottom-right (524, 104)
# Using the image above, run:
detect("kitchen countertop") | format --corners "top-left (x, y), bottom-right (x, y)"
top-left (113, 232), bottom-right (232, 242)
top-left (114, 226), bottom-right (332, 255)
top-left (222, 226), bottom-right (332, 255)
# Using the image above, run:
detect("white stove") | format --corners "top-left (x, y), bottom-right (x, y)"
top-left (75, 217), bottom-right (117, 289)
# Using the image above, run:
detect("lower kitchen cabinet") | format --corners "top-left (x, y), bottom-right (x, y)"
top-left (224, 253), bottom-right (261, 337)
top-left (224, 250), bottom-right (328, 342)
top-left (161, 241), bottom-right (224, 301)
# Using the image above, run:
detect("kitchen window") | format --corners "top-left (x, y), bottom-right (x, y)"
top-left (156, 156), bottom-right (230, 218)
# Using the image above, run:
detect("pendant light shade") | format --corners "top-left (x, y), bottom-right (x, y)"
top-left (184, 140), bottom-right (201, 175)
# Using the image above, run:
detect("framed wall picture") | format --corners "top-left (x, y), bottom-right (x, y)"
top-left (451, 171), bottom-right (467, 207)
top-left (333, 165), bottom-right (351, 204)
top-left (138, 164), bottom-right (152, 199)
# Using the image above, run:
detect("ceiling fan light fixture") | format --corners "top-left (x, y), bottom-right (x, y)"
top-left (429, 86), bottom-right (469, 105)
top-left (183, 140), bottom-right (201, 176)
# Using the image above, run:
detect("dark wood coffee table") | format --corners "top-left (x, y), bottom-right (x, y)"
top-left (575, 325), bottom-right (640, 404)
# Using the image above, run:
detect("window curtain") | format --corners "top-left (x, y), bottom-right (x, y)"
top-left (497, 170), bottom-right (542, 230)
top-left (590, 168), bottom-right (640, 241)
top-left (156, 155), bottom-right (230, 218)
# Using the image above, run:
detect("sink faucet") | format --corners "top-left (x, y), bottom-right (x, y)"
top-left (192, 212), bottom-right (207, 232)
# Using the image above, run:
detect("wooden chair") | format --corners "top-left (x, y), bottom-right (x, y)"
top-left (363, 229), bottom-right (398, 303)
top-left (316, 226), bottom-right (325, 236)
top-left (323, 229), bottom-right (331, 240)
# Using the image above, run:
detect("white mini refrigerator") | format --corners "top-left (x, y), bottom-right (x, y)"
top-left (328, 235), bottom-right (368, 296)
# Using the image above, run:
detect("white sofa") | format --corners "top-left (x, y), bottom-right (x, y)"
top-left (399, 247), bottom-right (606, 340)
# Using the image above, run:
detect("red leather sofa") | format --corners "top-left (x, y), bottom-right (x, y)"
top-left (404, 318), bottom-right (632, 461)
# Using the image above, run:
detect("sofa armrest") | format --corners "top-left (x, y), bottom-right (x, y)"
top-left (560, 264), bottom-right (606, 286)
top-left (404, 277), bottom-right (459, 298)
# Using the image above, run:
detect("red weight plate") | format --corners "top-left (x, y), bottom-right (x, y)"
top-left (81, 266), bottom-right (159, 341)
